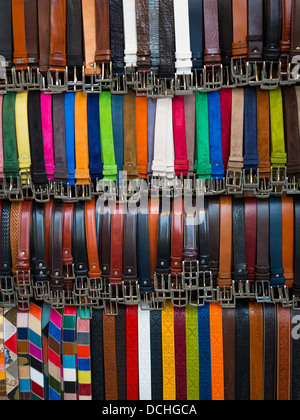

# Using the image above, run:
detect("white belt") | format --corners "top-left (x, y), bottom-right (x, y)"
top-left (123, 0), bottom-right (137, 68)
top-left (152, 98), bottom-right (175, 179)
top-left (173, 0), bottom-right (192, 75)
top-left (138, 306), bottom-right (152, 401)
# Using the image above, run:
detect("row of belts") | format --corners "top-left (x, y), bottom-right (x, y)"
top-left (1, 301), bottom-right (300, 400)
top-left (2, 86), bottom-right (300, 202)
top-left (1, 1), bottom-right (300, 93)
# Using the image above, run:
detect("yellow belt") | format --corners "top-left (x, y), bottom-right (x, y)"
top-left (15, 92), bottom-right (31, 184)
top-left (162, 301), bottom-right (176, 400)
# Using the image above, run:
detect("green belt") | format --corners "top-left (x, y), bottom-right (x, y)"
top-left (3, 93), bottom-right (19, 178)
top-left (186, 305), bottom-right (199, 400)
top-left (195, 92), bottom-right (212, 180)
top-left (269, 88), bottom-right (287, 169)
top-left (99, 92), bottom-right (118, 181)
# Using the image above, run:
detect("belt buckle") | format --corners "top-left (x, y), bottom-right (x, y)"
top-left (231, 58), bottom-right (248, 86)
top-left (21, 172), bottom-right (34, 200)
top-left (170, 274), bottom-right (189, 308)
top-left (233, 280), bottom-right (256, 299)
top-left (189, 271), bottom-right (213, 307)
top-left (192, 68), bottom-right (205, 91)
top-left (270, 166), bottom-right (288, 194)
top-left (0, 276), bottom-right (16, 308)
top-left (247, 61), bottom-right (262, 86)
top-left (73, 275), bottom-right (90, 307)
top-left (77, 305), bottom-right (93, 320)
top-left (53, 182), bottom-right (77, 201)
top-left (205, 178), bottom-right (227, 195)
top-left (154, 273), bottom-right (171, 300)
top-left (20, 67), bottom-right (41, 91)
top-left (260, 61), bottom-right (281, 90)
top-left (87, 277), bottom-right (103, 302)
top-left (122, 280), bottom-right (141, 305)
top-left (254, 176), bottom-right (273, 198)
top-left (255, 280), bottom-right (271, 303)
top-left (66, 66), bottom-right (84, 92)
top-left (3, 176), bottom-right (24, 201)
top-left (94, 62), bottom-right (113, 91)
top-left (11, 67), bottom-right (25, 91)
top-left (154, 78), bottom-right (175, 99)
top-left (293, 295), bottom-right (300, 310)
top-left (225, 169), bottom-right (244, 195)
top-left (141, 292), bottom-right (166, 311)
top-left (15, 270), bottom-right (33, 298)
top-left (216, 284), bottom-right (236, 308)
top-left (174, 73), bottom-right (193, 96)
top-left (182, 260), bottom-right (199, 291)
top-left (33, 281), bottom-right (50, 301)
top-left (133, 70), bottom-right (154, 96)
top-left (75, 182), bottom-right (92, 201)
top-left (111, 74), bottom-right (128, 95)
top-left (202, 64), bottom-right (223, 91)
top-left (32, 182), bottom-right (51, 203)
top-left (221, 65), bottom-right (237, 89)
top-left (285, 176), bottom-right (300, 195)
top-left (271, 285), bottom-right (293, 306)
top-left (46, 68), bottom-right (68, 93)
top-left (243, 169), bottom-right (260, 192)
top-left (4, 67), bottom-right (18, 92)
top-left (50, 290), bottom-right (65, 310)
top-left (15, 296), bottom-right (30, 312)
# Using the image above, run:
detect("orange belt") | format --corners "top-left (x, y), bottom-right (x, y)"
top-left (210, 303), bottom-right (224, 400)
top-left (75, 92), bottom-right (90, 185)
top-left (12, 0), bottom-right (28, 70)
top-left (276, 305), bottom-right (291, 400)
top-left (249, 302), bottom-right (264, 401)
top-left (282, 196), bottom-right (294, 289)
top-left (135, 96), bottom-right (148, 179)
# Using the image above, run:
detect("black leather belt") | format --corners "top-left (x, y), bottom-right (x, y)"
top-left (72, 202), bottom-right (88, 291)
top-left (263, 303), bottom-right (276, 400)
top-left (232, 198), bottom-right (248, 283)
top-left (247, 0), bottom-right (264, 63)
top-left (31, 202), bottom-right (48, 288)
top-left (90, 308), bottom-right (105, 400)
top-left (235, 301), bottom-right (250, 400)
top-left (263, 0), bottom-right (282, 63)
top-left (159, 0), bottom-right (175, 79)
top-left (0, 0), bottom-right (13, 67)
top-left (124, 211), bottom-right (138, 286)
top-left (217, 0), bottom-right (233, 67)
top-left (208, 197), bottom-right (220, 288)
top-left (0, 201), bottom-right (12, 296)
top-left (256, 200), bottom-right (270, 294)
top-left (183, 205), bottom-right (198, 278)
top-left (150, 311), bottom-right (163, 400)
top-left (197, 199), bottom-right (210, 290)
top-left (155, 207), bottom-right (171, 283)
top-left (66, 0), bottom-right (83, 68)
top-left (109, 0), bottom-right (125, 76)
top-left (189, 0), bottom-right (204, 70)
top-left (49, 200), bottom-right (64, 293)
top-left (115, 305), bottom-right (127, 400)
top-left (137, 210), bottom-right (152, 295)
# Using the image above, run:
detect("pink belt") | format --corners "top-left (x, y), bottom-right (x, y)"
top-left (220, 89), bottom-right (232, 173)
top-left (173, 96), bottom-right (189, 176)
top-left (0, 96), bottom-right (3, 179)
top-left (40, 93), bottom-right (55, 180)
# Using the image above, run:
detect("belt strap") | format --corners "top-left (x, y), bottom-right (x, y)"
top-left (232, 0), bottom-right (248, 59)
top-left (72, 202), bottom-right (88, 285)
top-left (138, 306), bottom-right (151, 400)
top-left (243, 87), bottom-right (259, 172)
top-left (3, 308), bottom-right (18, 400)
top-left (174, 307), bottom-right (186, 400)
top-left (109, 204), bottom-right (124, 286)
top-left (263, 0), bottom-right (282, 62)
top-left (208, 91), bottom-right (225, 179)
top-left (126, 306), bottom-right (139, 400)
top-left (256, 88), bottom-right (271, 177)
top-left (12, 0), bottom-right (28, 69)
top-left (16, 201), bottom-right (32, 292)
top-left (123, 90), bottom-right (138, 179)
top-left (198, 304), bottom-right (212, 400)
top-left (270, 196), bottom-right (285, 287)
top-left (218, 0), bottom-right (233, 67)
top-left (123, 0), bottom-right (137, 69)
top-left (203, 0), bottom-right (222, 66)
top-left (256, 200), bottom-right (270, 283)
top-left (38, 0), bottom-right (51, 73)
top-left (135, 97), bottom-right (148, 179)
top-left (15, 92), bottom-right (31, 184)
top-left (281, 0), bottom-right (293, 70)
top-left (263, 303), bottom-right (276, 400)
top-left (44, 200), bottom-right (53, 270)
top-left (245, 198), bottom-right (257, 283)
top-left (186, 305), bottom-right (199, 400)
top-left (0, 202), bottom-right (12, 295)
top-left (148, 0), bottom-right (159, 74)
top-left (209, 197), bottom-right (220, 287)
top-left (290, 0), bottom-right (300, 60)
top-left (210, 303), bottom-right (224, 400)
top-left (90, 309), bottom-right (104, 401)
top-left (115, 306), bottom-right (126, 400)
top-left (294, 197), bottom-right (300, 297)
top-left (28, 303), bottom-right (44, 400)
top-left (123, 210), bottom-right (138, 287)
top-left (100, 206), bottom-right (111, 281)
top-left (87, 94), bottom-right (103, 180)
top-left (184, 95), bottom-right (196, 177)
top-left (48, 308), bottom-right (63, 400)
top-left (62, 203), bottom-right (74, 293)
top-left (99, 92), bottom-right (117, 181)
top-left (149, 197), bottom-right (159, 283)
top-left (82, 0), bottom-right (97, 75)
top-left (40, 93), bottom-right (55, 181)
top-left (111, 95), bottom-right (124, 178)
top-left (17, 310), bottom-right (30, 400)
top-left (291, 307), bottom-right (300, 400)
top-left (10, 202), bottom-right (21, 276)
top-left (24, 0), bottom-right (39, 68)
top-left (217, 197), bottom-right (232, 290)
top-left (220, 89), bottom-right (232, 173)
top-left (232, 198), bottom-right (248, 282)
top-left (282, 86), bottom-right (300, 178)
top-left (159, 0), bottom-right (175, 79)
top-left (110, 0), bottom-right (125, 76)
top-left (103, 310), bottom-right (118, 400)
top-left (49, 201), bottom-right (64, 293)
top-left (137, 209), bottom-right (152, 295)
top-left (222, 307), bottom-right (236, 400)
top-left (75, 92), bottom-right (90, 185)
top-left (277, 305), bottom-right (291, 400)
top-left (282, 196), bottom-right (294, 289)
top-left (170, 197), bottom-right (183, 281)
top-left (64, 93), bottom-right (76, 186)
top-left (152, 98), bottom-right (175, 179)
top-left (235, 301), bottom-right (250, 400)
top-left (195, 92), bottom-right (211, 179)
top-left (28, 92), bottom-right (48, 188)
top-left (0, 0), bottom-right (13, 67)
top-left (173, 0), bottom-right (192, 75)
top-left (52, 94), bottom-right (68, 184)
top-left (173, 96), bottom-right (189, 176)
top-left (62, 306), bottom-right (77, 400)
top-left (95, 0), bottom-right (111, 64)
top-left (247, 0), bottom-right (264, 62)
top-left (0, 96), bottom-right (3, 179)
top-left (161, 301), bottom-right (176, 400)
top-left (198, 198), bottom-right (210, 273)
top-left (85, 199), bottom-right (101, 282)
top-left (249, 302), bottom-right (263, 400)
top-left (136, 0), bottom-right (151, 72)
top-left (156, 207), bottom-right (171, 280)
top-left (0, 307), bottom-right (5, 401)
top-left (147, 98), bottom-right (156, 175)
top-left (150, 311), bottom-right (163, 400)
top-left (189, 0), bottom-right (203, 69)
top-left (31, 203), bottom-right (48, 288)
top-left (41, 302), bottom-right (50, 401)
top-left (66, 0), bottom-right (83, 68)
top-left (227, 88), bottom-right (244, 172)
top-left (49, 0), bottom-right (67, 72)
top-left (76, 307), bottom-right (92, 400)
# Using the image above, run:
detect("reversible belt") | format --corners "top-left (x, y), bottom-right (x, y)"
top-left (49, 200), bottom-right (64, 294)
top-left (198, 199), bottom-right (210, 277)
top-left (220, 89), bottom-right (232, 172)
top-left (256, 89), bottom-right (271, 177)
top-left (198, 304), bottom-right (212, 400)
top-left (87, 95), bottom-right (103, 181)
top-left (52, 94), bottom-right (69, 184)
top-left (72, 202), bottom-right (88, 291)
top-left (174, 307), bottom-right (186, 400)
top-left (28, 303), bottom-right (44, 400)
top-left (217, 197), bottom-right (232, 292)
top-left (103, 310), bottom-right (118, 400)
top-left (2, 94), bottom-right (19, 179)
top-left (49, 0), bottom-right (67, 72)
top-left (0, 0), bottom-right (13, 67)
top-left (126, 306), bottom-right (139, 400)
top-left (115, 305), bottom-right (126, 400)
top-left (195, 92), bottom-right (211, 180)
top-left (249, 302), bottom-right (264, 400)
top-left (173, 0), bottom-right (192, 75)
top-left (217, 0), bottom-right (233, 67)
top-left (31, 203), bottom-right (48, 290)
top-left (100, 206), bottom-right (111, 282)
top-left (210, 303), bottom-right (224, 400)
top-left (109, 0), bottom-right (125, 76)
top-left (208, 197), bottom-right (220, 287)
top-left (203, 0), bottom-right (221, 67)
top-left (82, 0), bottom-right (97, 76)
top-left (137, 209), bottom-right (152, 296)
top-left (135, 0), bottom-right (151, 73)
top-left (247, 0), bottom-right (264, 62)
top-left (186, 305), bottom-right (199, 400)
top-left (77, 307), bottom-right (92, 400)
top-left (150, 311), bottom-right (162, 400)
top-left (269, 88), bottom-right (287, 170)
top-left (294, 197), bottom-right (300, 297)
top-left (148, 0), bottom-right (159, 75)
top-left (109, 204), bottom-right (124, 288)
top-left (75, 92), bottom-right (90, 185)
top-left (12, 0), bottom-right (29, 70)
top-left (232, 199), bottom-right (248, 283)
top-left (159, 0), bottom-right (175, 79)
top-left (188, 0), bottom-right (203, 70)
top-left (282, 197), bottom-right (294, 289)
top-left (235, 301), bottom-right (250, 400)
top-left (147, 98), bottom-right (156, 175)
top-left (24, 0), bottom-right (39, 68)
top-left (138, 306), bottom-right (151, 400)
top-left (38, 0), bottom-right (51, 74)
top-left (170, 198), bottom-right (183, 285)
top-left (15, 92), bottom-right (31, 184)
top-left (62, 306), bottom-right (77, 400)
top-left (91, 308), bottom-right (104, 401)
top-left (227, 88), bottom-right (244, 173)
top-left (277, 305), bottom-right (291, 400)
top-left (161, 301), bottom-right (176, 400)
top-left (40, 93), bottom-right (55, 181)
top-left (245, 198), bottom-right (257, 284)
top-left (123, 210), bottom-right (138, 288)
top-left (243, 87), bottom-right (259, 172)
top-left (95, 0), bottom-right (111, 65)
top-left (172, 96), bottom-right (189, 176)
top-left (282, 86), bottom-right (300, 179)
top-left (66, 0), bottom-right (83, 68)
top-left (263, 304), bottom-right (276, 400)
top-left (152, 98), bottom-right (175, 179)
top-left (17, 310), bottom-right (30, 400)
top-left (64, 93), bottom-right (76, 186)
top-left (111, 95), bottom-right (124, 178)
top-left (123, 0), bottom-right (137, 70)
top-left (223, 307), bottom-right (236, 400)
top-left (208, 92), bottom-right (224, 180)
top-left (0, 201), bottom-right (12, 294)
top-left (28, 92), bottom-right (48, 189)
top-left (123, 90), bottom-right (138, 179)
top-left (263, 0), bottom-right (282, 63)
top-left (256, 200), bottom-right (270, 285)
top-left (232, 0), bottom-right (248, 59)
top-left (48, 308), bottom-right (63, 400)
top-left (270, 197), bottom-right (285, 287)
top-left (281, 0), bottom-right (293, 70)
top-left (99, 92), bottom-right (117, 181)
top-left (184, 95), bottom-right (196, 177)
top-left (62, 203), bottom-right (74, 293)
top-left (290, 0), bottom-right (300, 61)
top-left (155, 208), bottom-right (171, 285)
top-left (135, 97), bottom-right (148, 179)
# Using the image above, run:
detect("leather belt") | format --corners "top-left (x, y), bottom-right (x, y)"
top-left (115, 305), bottom-right (126, 400)
top-left (62, 306), bottom-right (77, 400)
top-left (149, 197), bottom-right (159, 284)
top-left (210, 303), bottom-right (224, 400)
top-left (109, 204), bottom-right (124, 288)
top-left (147, 98), bottom-right (156, 175)
top-left (135, 97), bottom-right (148, 179)
top-left (17, 310), bottom-right (30, 400)
top-left (198, 199), bottom-right (210, 274)
top-left (220, 89), bottom-right (232, 173)
top-left (90, 309), bottom-right (104, 401)
top-left (245, 198), bottom-right (257, 285)
top-left (75, 92), bottom-right (90, 185)
top-left (209, 197), bottom-right (220, 287)
top-left (263, 303), bottom-right (276, 400)
top-left (184, 95), bottom-right (196, 177)
top-left (85, 199), bottom-right (101, 291)
top-left (150, 310), bottom-right (163, 400)
top-left (41, 302), bottom-right (50, 401)
top-left (24, 0), bottom-right (39, 68)
top-left (198, 304), bottom-right (212, 400)
top-left (3, 93), bottom-right (19, 179)
top-left (138, 306), bottom-right (151, 400)
top-left (189, 0), bottom-right (203, 70)
top-left (40, 93), bottom-right (55, 181)
top-left (290, 0), bottom-right (300, 61)
top-left (159, 0), bottom-right (175, 79)
top-left (281, 0), bottom-right (293, 71)
top-left (28, 303), bottom-right (44, 400)
top-left (100, 92), bottom-right (118, 181)
top-left (64, 93), bottom-right (76, 186)
top-left (195, 92), bottom-right (211, 180)
top-left (232, 0), bottom-right (248, 59)
top-left (111, 95), bottom-right (124, 178)
top-left (161, 301), bottom-right (176, 400)
top-left (48, 308), bottom-right (63, 400)
top-left (174, 307), bottom-right (186, 400)
top-left (16, 201), bottom-right (32, 300)
top-left (208, 91), bottom-right (224, 180)
top-left (87, 94), bottom-right (103, 181)
top-left (256, 88), bottom-right (271, 178)
top-left (227, 88), bottom-right (244, 173)
top-left (156, 204), bottom-right (171, 290)
top-left (173, 0), bottom-right (192, 75)
top-left (186, 305), bottom-right (199, 400)
top-left (203, 0), bottom-right (222, 67)
top-left (291, 307), bottom-right (300, 400)
top-left (103, 310), bottom-right (118, 400)
top-left (95, 0), bottom-right (111, 65)
top-left (123, 210), bottom-right (138, 289)
top-left (277, 305), bottom-right (291, 400)
top-left (222, 307), bottom-right (236, 400)
top-left (31, 203), bottom-right (48, 290)
top-left (109, 0), bottom-right (125, 76)
top-left (148, 0), bottom-right (159, 75)
top-left (66, 0), bottom-right (83, 68)
top-left (123, 0), bottom-right (138, 70)
top-left (0, 96), bottom-right (3, 180)
top-left (3, 308), bottom-right (18, 400)
top-left (126, 306), bottom-right (139, 400)
top-left (217, 0), bottom-right (233, 67)
top-left (249, 302), bottom-right (263, 400)
top-left (15, 92), bottom-right (31, 184)
top-left (170, 197), bottom-right (183, 284)
top-left (76, 307), bottom-right (92, 400)
top-left (10, 202), bottom-right (21, 277)
top-left (49, 0), bottom-right (67, 73)
top-left (12, 0), bottom-right (29, 70)
top-left (232, 198), bottom-right (248, 284)
top-left (49, 200), bottom-right (64, 293)
top-left (217, 197), bottom-right (233, 293)
top-left (52, 94), bottom-right (68, 185)
top-left (172, 96), bottom-right (189, 176)
top-left (270, 196), bottom-right (285, 287)
top-left (123, 90), bottom-right (138, 179)
top-left (256, 200), bottom-right (270, 287)
top-left (0, 201), bottom-right (13, 297)
top-left (137, 206), bottom-right (152, 296)
top-left (72, 202), bottom-right (88, 294)
top-left (136, 0), bottom-right (151, 73)
top-left (243, 87), bottom-right (259, 173)
top-left (263, 0), bottom-right (282, 63)
top-left (269, 88), bottom-right (287, 171)
top-left (294, 197), bottom-right (300, 297)
top-left (38, 0), bottom-right (51, 74)
top-left (0, 0), bottom-right (13, 67)
top-left (235, 301), bottom-right (250, 400)
top-left (282, 196), bottom-right (294, 289)
top-left (100, 205), bottom-right (111, 282)
top-left (82, 0), bottom-right (97, 76)
top-left (62, 203), bottom-right (74, 294)
top-left (44, 200), bottom-right (53, 271)
top-left (247, 0), bottom-right (264, 62)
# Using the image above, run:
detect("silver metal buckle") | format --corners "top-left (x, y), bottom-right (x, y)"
top-left (154, 78), bottom-right (175, 98)
top-left (233, 280), bottom-right (256, 299)
top-left (154, 273), bottom-right (171, 300)
top-left (0, 277), bottom-right (16, 308)
top-left (285, 177), bottom-right (300, 195)
top-left (140, 292), bottom-right (166, 311)
top-left (66, 66), bottom-right (84, 92)
top-left (50, 290), bottom-right (65, 310)
top-left (226, 169), bottom-right (244, 195)
top-left (122, 281), bottom-right (141, 305)
top-left (255, 280), bottom-right (272, 303)
top-left (3, 176), bottom-right (24, 201)
top-left (270, 166), bottom-right (288, 195)
top-left (254, 176), bottom-right (273, 199)
top-left (260, 61), bottom-right (281, 90)
top-left (111, 74), bottom-right (128, 94)
top-left (134, 71), bottom-right (154, 96)
top-left (202, 64), bottom-right (223, 91)
top-left (205, 178), bottom-right (227, 196)
top-left (15, 270), bottom-right (33, 298)
top-left (94, 62), bottom-right (113, 91)
top-left (243, 169), bottom-right (260, 192)
top-left (104, 299), bottom-right (119, 316)
top-left (46, 69), bottom-right (68, 93)
top-left (53, 182), bottom-right (77, 201)
top-left (4, 68), bottom-right (18, 92)
top-left (247, 62), bottom-right (262, 86)
top-left (292, 295), bottom-right (300, 310)
top-left (231, 58), bottom-right (248, 86)
top-left (33, 282), bottom-right (50, 302)
top-left (170, 275), bottom-right (189, 308)
top-left (20, 67), bottom-right (41, 91)
top-left (32, 182), bottom-right (51, 203)
top-left (75, 182), bottom-right (92, 201)
top-left (271, 285), bottom-right (292, 306)
top-left (216, 285), bottom-right (236, 308)
top-left (174, 73), bottom-right (193, 95)
top-left (16, 295), bottom-right (31, 311)
top-left (182, 260), bottom-right (199, 291)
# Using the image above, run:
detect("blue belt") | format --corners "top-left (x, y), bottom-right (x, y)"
top-left (208, 91), bottom-right (224, 180)
top-left (198, 303), bottom-right (212, 400)
top-left (87, 94), bottom-right (103, 180)
top-left (270, 196), bottom-right (285, 287)
top-left (243, 87), bottom-right (259, 172)
top-left (64, 93), bottom-right (76, 186)
top-left (147, 98), bottom-right (157, 175)
top-left (111, 95), bottom-right (124, 180)
top-left (188, 0), bottom-right (203, 69)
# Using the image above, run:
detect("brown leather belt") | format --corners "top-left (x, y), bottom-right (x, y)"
top-left (38, 0), bottom-right (51, 74)
top-left (16, 200), bottom-right (32, 298)
top-left (24, 0), bottom-right (39, 68)
top-left (256, 88), bottom-right (271, 178)
top-left (12, 0), bottom-right (29, 70)
top-left (49, 0), bottom-right (67, 72)
top-left (136, 0), bottom-right (151, 72)
top-left (232, 0), bottom-right (248, 59)
top-left (222, 308), bottom-right (236, 400)
top-left (249, 302), bottom-right (263, 400)
top-left (103, 310), bottom-right (118, 400)
top-left (123, 90), bottom-right (139, 179)
top-left (109, 204), bottom-right (124, 287)
top-left (217, 196), bottom-right (233, 292)
top-left (82, 0), bottom-right (97, 75)
top-left (290, 0), bottom-right (300, 61)
top-left (203, 0), bottom-right (221, 67)
top-left (95, 0), bottom-right (111, 65)
top-left (62, 203), bottom-right (74, 293)
top-left (281, 0), bottom-right (293, 71)
top-left (170, 197), bottom-right (183, 281)
top-left (85, 199), bottom-right (102, 282)
top-left (149, 197), bottom-right (159, 284)
top-left (276, 305), bottom-right (291, 400)
top-left (282, 196), bottom-right (294, 289)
